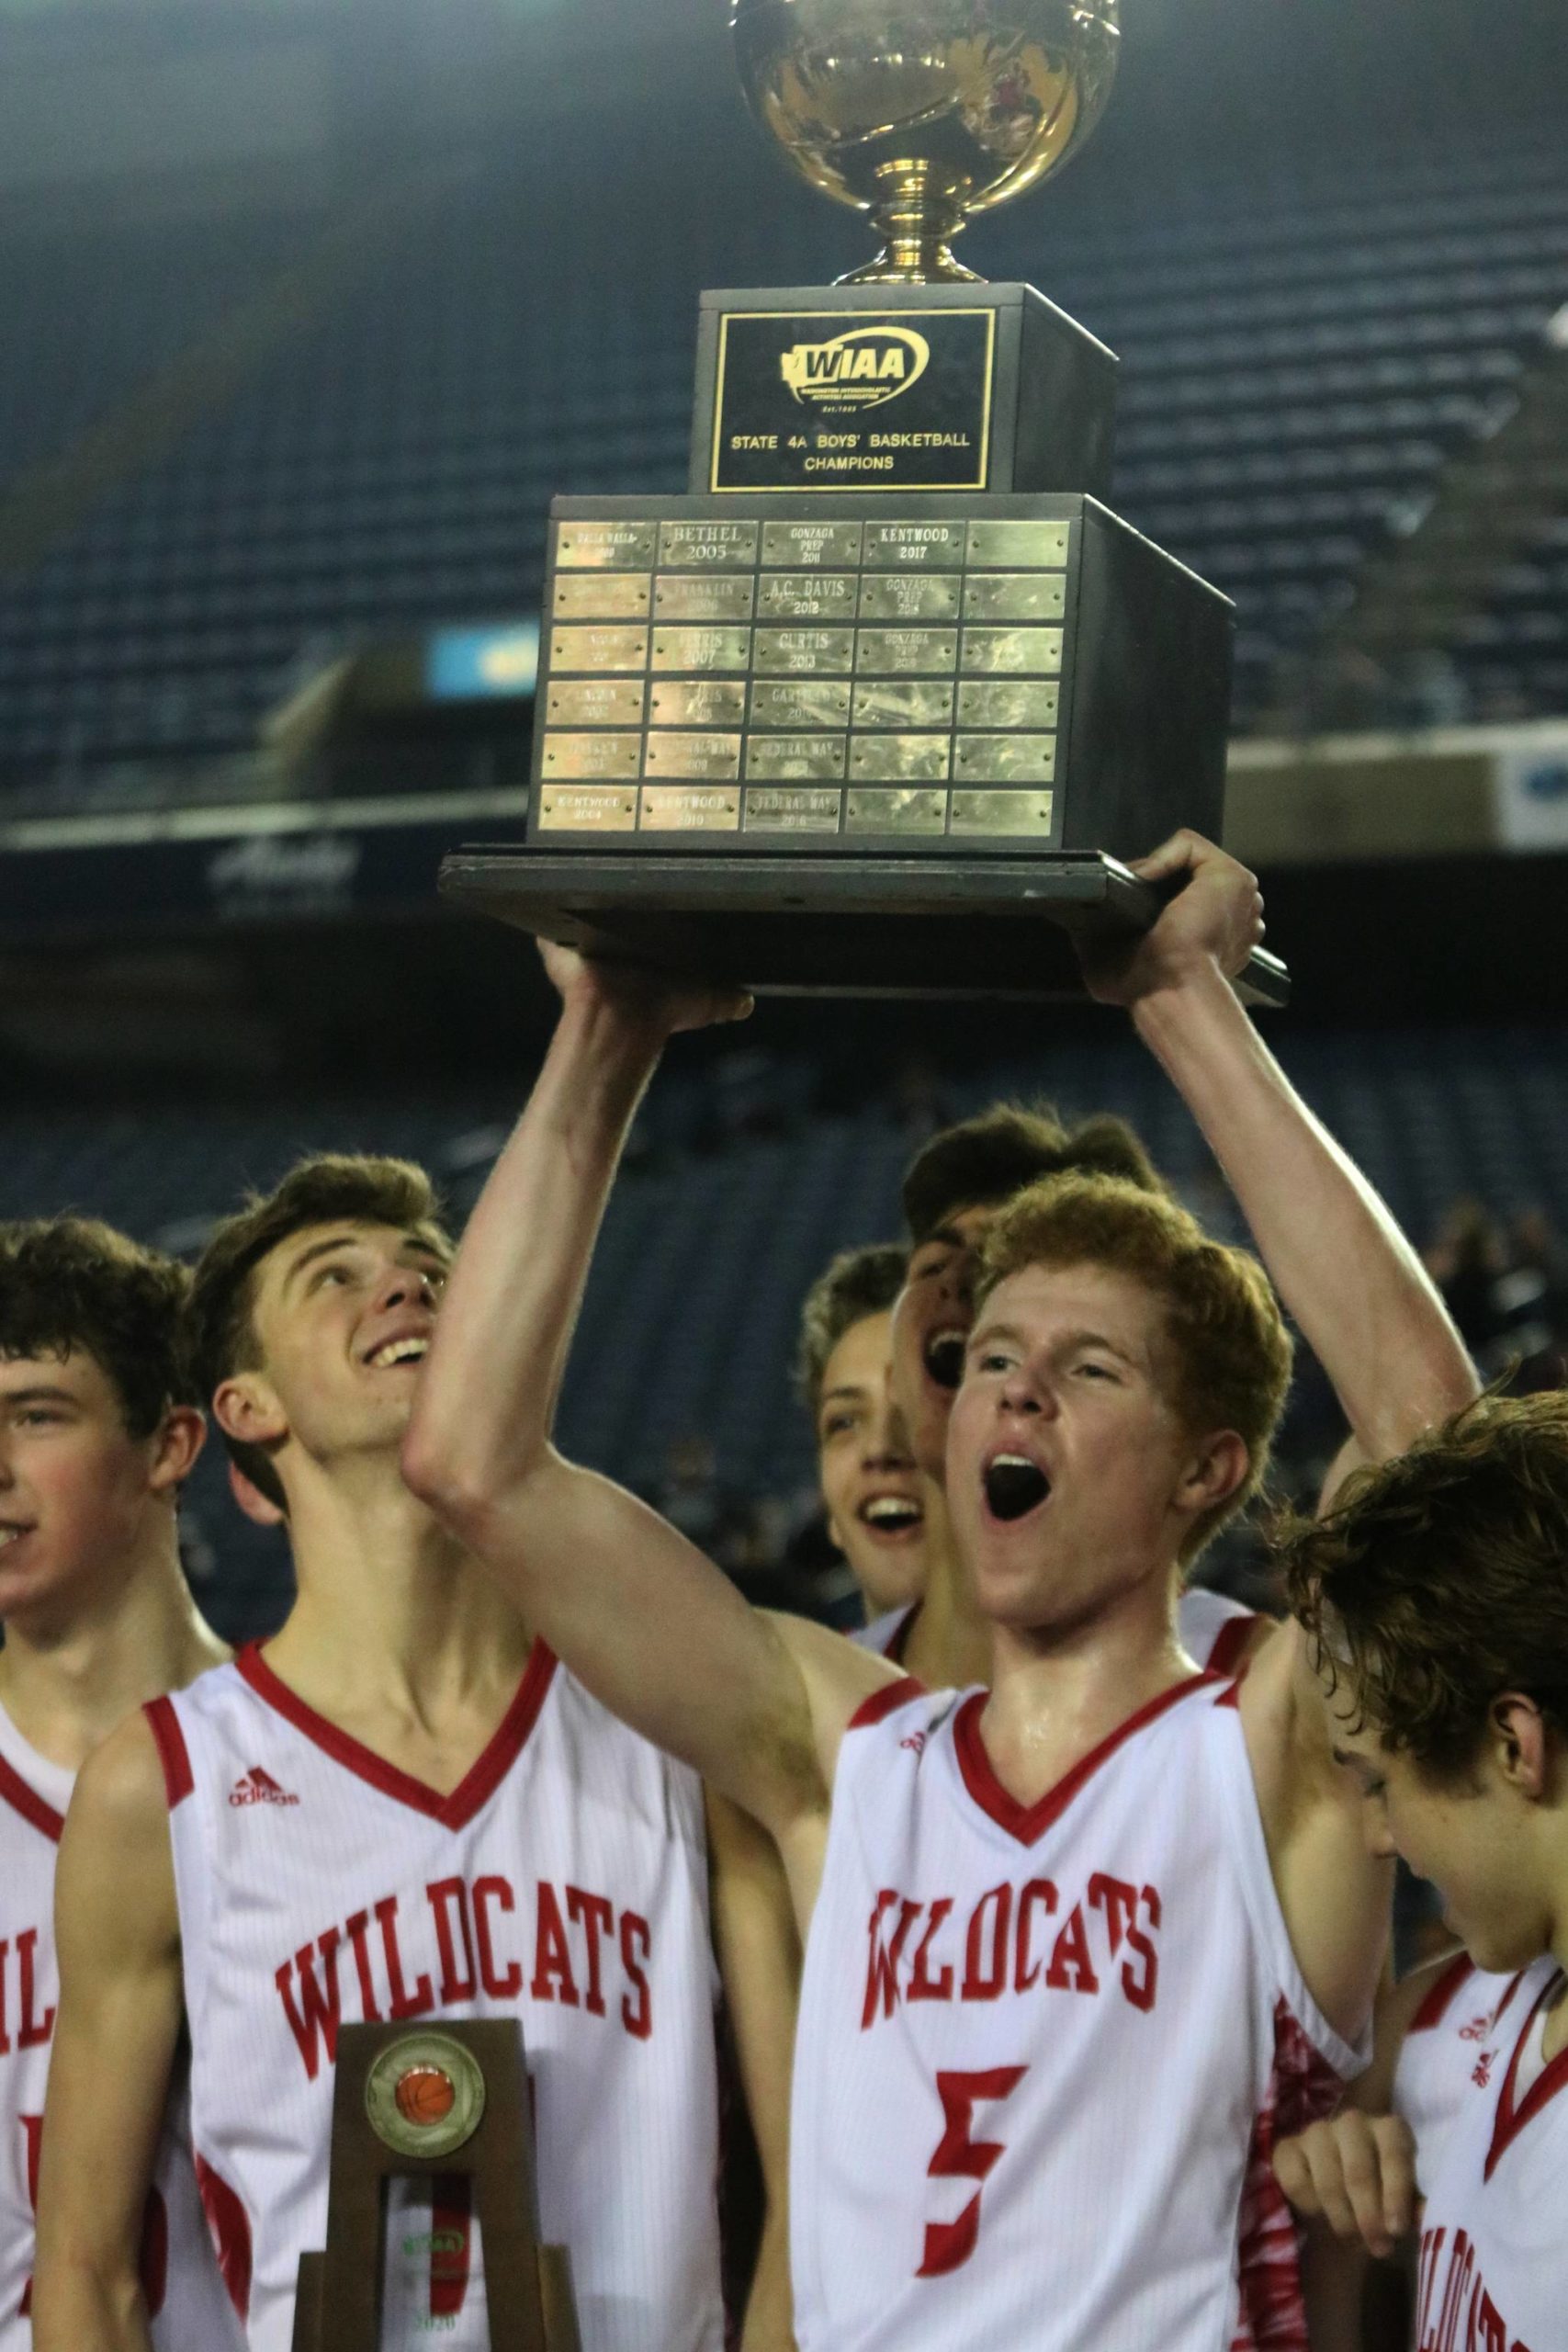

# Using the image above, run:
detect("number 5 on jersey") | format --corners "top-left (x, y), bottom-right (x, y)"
top-left (918, 2065), bottom-right (1029, 2278)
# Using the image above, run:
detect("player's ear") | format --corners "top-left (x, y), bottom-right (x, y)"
top-left (228, 1459), bottom-right (287, 1529)
top-left (1489, 1693), bottom-right (1550, 1801)
top-left (149, 1404), bottom-right (207, 1496)
top-left (213, 1371), bottom-right (287, 1453)
top-left (1174, 1429), bottom-right (1249, 1521)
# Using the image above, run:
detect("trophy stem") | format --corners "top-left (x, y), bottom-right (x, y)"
top-left (835, 164), bottom-right (982, 286)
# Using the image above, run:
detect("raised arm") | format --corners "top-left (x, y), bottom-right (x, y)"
top-left (1087, 831), bottom-right (1475, 1462)
top-left (32, 1715), bottom-right (184, 2352)
top-left (402, 949), bottom-right (895, 1849)
top-left (1083, 838), bottom-right (1477, 2042)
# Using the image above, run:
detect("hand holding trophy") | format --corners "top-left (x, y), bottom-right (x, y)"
top-left (442, 0), bottom-right (1286, 1007)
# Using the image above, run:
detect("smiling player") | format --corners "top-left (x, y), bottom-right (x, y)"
top-left (33, 1157), bottom-right (780, 2352)
top-left (405, 831), bottom-right (1476, 2351)
top-left (0, 1218), bottom-right (236, 2352)
top-left (796, 1245), bottom-right (928, 1626)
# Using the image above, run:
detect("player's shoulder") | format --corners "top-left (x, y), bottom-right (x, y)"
top-left (67, 1705), bottom-right (173, 1847)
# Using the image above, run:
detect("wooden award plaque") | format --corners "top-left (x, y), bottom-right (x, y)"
top-left (289, 2018), bottom-right (579, 2352)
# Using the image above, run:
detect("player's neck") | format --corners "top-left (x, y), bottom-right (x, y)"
top-left (267, 1453), bottom-right (533, 1718)
top-left (904, 1481), bottom-right (990, 1691)
top-left (977, 1575), bottom-right (1190, 1809)
top-left (0, 1532), bottom-right (226, 1771)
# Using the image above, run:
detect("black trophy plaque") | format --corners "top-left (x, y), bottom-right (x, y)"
top-left (691, 284), bottom-right (1116, 498)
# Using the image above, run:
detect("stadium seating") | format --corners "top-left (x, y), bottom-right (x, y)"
top-left (0, 122), bottom-right (1564, 791)
top-left (6, 1023), bottom-right (1565, 1640)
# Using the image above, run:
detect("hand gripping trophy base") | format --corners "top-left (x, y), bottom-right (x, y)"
top-left (837, 164), bottom-right (982, 286)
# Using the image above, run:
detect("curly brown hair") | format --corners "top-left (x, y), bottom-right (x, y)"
top-left (976, 1172), bottom-right (1293, 1561)
top-left (901, 1101), bottom-right (1165, 1245)
top-left (1278, 1389), bottom-right (1568, 1781)
top-left (0, 1216), bottom-right (194, 1439)
top-left (186, 1154), bottom-right (451, 1510)
top-left (795, 1242), bottom-right (908, 1413)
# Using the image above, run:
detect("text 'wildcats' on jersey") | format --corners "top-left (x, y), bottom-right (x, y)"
top-left (791, 1674), bottom-right (1364, 2352)
top-left (0, 1702), bottom-right (240, 2352)
top-left (149, 1642), bottom-right (724, 2352)
top-left (1415, 1956), bottom-right (1568, 2352)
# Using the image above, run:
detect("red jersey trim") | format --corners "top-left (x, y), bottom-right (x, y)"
top-left (848, 1675), bottom-right (925, 1732)
top-left (883, 1607), bottom-right (917, 1666)
top-left (0, 1747), bottom-right (64, 1843)
top-left (143, 1695), bottom-right (194, 1809)
top-left (1406, 1950), bottom-right (1476, 2035)
top-left (234, 1639), bottom-right (558, 1831)
top-left (1205, 1610), bottom-right (1261, 1680)
top-left (1484, 1967), bottom-right (1568, 2179)
top-left (954, 1672), bottom-right (1218, 1847)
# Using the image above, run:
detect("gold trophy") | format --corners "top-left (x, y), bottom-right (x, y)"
top-left (729, 0), bottom-right (1120, 283)
top-left (439, 0), bottom-right (1288, 1007)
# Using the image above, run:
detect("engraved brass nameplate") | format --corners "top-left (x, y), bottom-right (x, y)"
top-left (761, 522), bottom-right (863, 569)
top-left (648, 680), bottom-right (749, 727)
top-left (960, 627), bottom-right (1064, 675)
top-left (965, 522), bottom-right (1071, 569)
top-left (963, 572), bottom-right (1067, 622)
top-left (750, 681), bottom-right (853, 728)
top-left (653, 574), bottom-right (757, 621)
top-left (650, 627), bottom-right (752, 673)
top-left (956, 679), bottom-right (1060, 729)
top-left (846, 788), bottom-right (947, 833)
top-left (639, 786), bottom-right (740, 831)
top-left (556, 521), bottom-right (658, 570)
top-left (642, 731), bottom-right (742, 780)
top-left (953, 732), bottom-right (1057, 783)
top-left (852, 679), bottom-right (955, 729)
top-left (757, 572), bottom-right (859, 621)
top-left (549, 625), bottom-right (649, 674)
top-left (546, 679), bottom-right (646, 728)
top-left (538, 786), bottom-right (638, 831)
top-left (752, 628), bottom-right (855, 675)
top-left (862, 521), bottom-right (966, 570)
top-left (858, 573), bottom-right (962, 622)
top-left (855, 628), bottom-right (960, 675)
top-left (552, 572), bottom-right (651, 620)
top-left (657, 521), bottom-right (759, 569)
top-left (539, 731), bottom-right (642, 782)
top-left (743, 787), bottom-right (844, 832)
top-left (949, 790), bottom-right (1055, 834)
top-left (746, 734), bottom-right (847, 781)
top-left (849, 734), bottom-right (952, 783)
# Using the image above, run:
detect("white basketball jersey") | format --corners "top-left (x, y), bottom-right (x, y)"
top-left (1393, 1952), bottom-right (1517, 2195)
top-left (0, 1702), bottom-right (239, 2352)
top-left (152, 1642), bottom-right (723, 2352)
top-left (792, 1673), bottom-right (1363, 2352)
top-left (855, 1589), bottom-right (1260, 1678)
top-left (1415, 1957), bottom-right (1564, 2351)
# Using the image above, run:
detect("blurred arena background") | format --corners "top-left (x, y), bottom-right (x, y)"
top-left (2, 0), bottom-right (1566, 1645)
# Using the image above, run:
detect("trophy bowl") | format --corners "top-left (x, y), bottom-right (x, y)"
top-left (729, 0), bottom-right (1120, 284)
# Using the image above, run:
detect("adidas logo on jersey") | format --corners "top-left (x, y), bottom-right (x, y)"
top-left (229, 1766), bottom-right (300, 1808)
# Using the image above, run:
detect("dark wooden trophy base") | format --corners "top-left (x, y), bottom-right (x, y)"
top-left (289, 2019), bottom-right (579, 2352)
top-left (439, 846), bottom-right (1289, 1008)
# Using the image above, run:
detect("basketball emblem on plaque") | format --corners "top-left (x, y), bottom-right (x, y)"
top-left (440, 0), bottom-right (1287, 1006)
top-left (290, 2018), bottom-right (579, 2352)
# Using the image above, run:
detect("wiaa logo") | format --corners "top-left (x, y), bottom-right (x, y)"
top-left (779, 325), bottom-right (931, 411)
